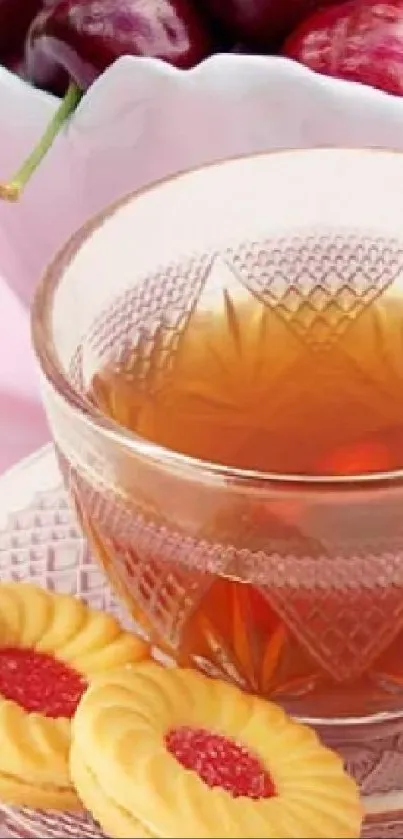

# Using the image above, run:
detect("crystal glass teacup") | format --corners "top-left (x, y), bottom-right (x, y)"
top-left (32, 149), bottom-right (403, 821)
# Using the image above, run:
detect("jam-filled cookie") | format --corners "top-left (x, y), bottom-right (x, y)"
top-left (71, 662), bottom-right (362, 838)
top-left (0, 582), bottom-right (148, 811)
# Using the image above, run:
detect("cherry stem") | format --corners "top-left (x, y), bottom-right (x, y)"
top-left (0, 82), bottom-right (82, 202)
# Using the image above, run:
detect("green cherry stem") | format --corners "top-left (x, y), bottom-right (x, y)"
top-left (0, 82), bottom-right (82, 202)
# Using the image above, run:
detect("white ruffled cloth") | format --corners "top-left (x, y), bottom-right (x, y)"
top-left (2, 54), bottom-right (403, 474)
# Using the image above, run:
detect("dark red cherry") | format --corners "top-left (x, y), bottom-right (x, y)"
top-left (26, 0), bottom-right (217, 90)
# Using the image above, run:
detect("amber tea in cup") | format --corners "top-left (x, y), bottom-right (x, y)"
top-left (32, 149), bottom-right (403, 740)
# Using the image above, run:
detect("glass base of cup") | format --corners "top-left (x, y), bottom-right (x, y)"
top-left (363, 810), bottom-right (403, 838)
top-left (310, 713), bottom-right (403, 835)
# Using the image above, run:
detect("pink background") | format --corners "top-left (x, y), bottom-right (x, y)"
top-left (0, 282), bottom-right (48, 472)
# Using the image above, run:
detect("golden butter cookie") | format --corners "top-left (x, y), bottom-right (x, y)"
top-left (71, 662), bottom-right (362, 838)
top-left (0, 582), bottom-right (149, 811)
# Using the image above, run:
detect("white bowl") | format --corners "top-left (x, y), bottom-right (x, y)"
top-left (3, 53), bottom-right (403, 304)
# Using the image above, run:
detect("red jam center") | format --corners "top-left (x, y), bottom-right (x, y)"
top-left (0, 647), bottom-right (87, 718)
top-left (165, 726), bottom-right (276, 799)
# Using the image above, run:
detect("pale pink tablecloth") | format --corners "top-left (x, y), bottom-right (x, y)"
top-left (0, 280), bottom-right (48, 473)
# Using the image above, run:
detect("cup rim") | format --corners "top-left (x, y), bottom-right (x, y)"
top-left (31, 145), bottom-right (403, 489)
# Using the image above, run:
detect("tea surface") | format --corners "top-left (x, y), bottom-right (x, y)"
top-left (88, 277), bottom-right (403, 476)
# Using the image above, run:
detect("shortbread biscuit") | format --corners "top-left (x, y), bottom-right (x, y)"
top-left (0, 582), bottom-right (148, 810)
top-left (71, 662), bottom-right (362, 838)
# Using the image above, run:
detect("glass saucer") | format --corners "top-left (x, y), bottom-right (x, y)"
top-left (1, 445), bottom-right (403, 838)
top-left (0, 445), bottom-right (112, 838)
